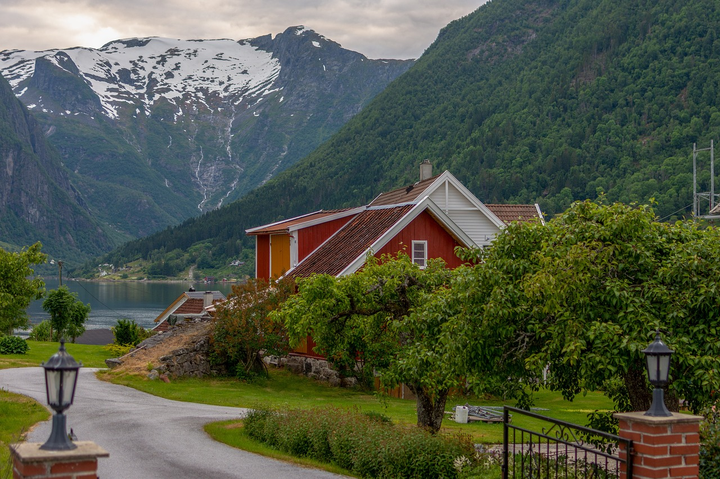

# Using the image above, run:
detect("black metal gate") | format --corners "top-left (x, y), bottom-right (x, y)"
top-left (502, 406), bottom-right (633, 478)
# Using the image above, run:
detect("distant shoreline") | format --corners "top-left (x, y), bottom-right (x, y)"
top-left (41, 277), bottom-right (239, 285)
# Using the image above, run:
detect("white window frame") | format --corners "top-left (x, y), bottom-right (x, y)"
top-left (412, 240), bottom-right (427, 269)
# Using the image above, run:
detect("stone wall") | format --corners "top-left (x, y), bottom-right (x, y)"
top-left (153, 335), bottom-right (221, 378)
top-left (264, 354), bottom-right (358, 388)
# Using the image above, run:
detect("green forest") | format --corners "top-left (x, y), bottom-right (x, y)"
top-left (78, 0), bottom-right (720, 277)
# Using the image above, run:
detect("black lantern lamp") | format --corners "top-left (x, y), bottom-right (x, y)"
top-left (40, 339), bottom-right (82, 450)
top-left (642, 330), bottom-right (674, 417)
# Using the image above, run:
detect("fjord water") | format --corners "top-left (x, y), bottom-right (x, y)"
top-left (27, 280), bottom-right (235, 330)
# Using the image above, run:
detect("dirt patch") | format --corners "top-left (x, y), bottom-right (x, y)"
top-left (113, 321), bottom-right (213, 376)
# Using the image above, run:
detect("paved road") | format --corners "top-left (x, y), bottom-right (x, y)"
top-left (0, 367), bottom-right (346, 478)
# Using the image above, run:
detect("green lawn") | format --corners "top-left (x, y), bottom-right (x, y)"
top-left (0, 340), bottom-right (116, 370)
top-left (102, 367), bottom-right (615, 443)
top-left (0, 390), bottom-right (50, 479)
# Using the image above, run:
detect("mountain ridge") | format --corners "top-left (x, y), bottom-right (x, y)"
top-left (0, 27), bottom-right (413, 256)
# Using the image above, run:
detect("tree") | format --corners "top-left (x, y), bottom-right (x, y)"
top-left (450, 200), bottom-right (720, 416)
top-left (274, 254), bottom-right (458, 433)
top-left (42, 286), bottom-right (91, 342)
top-left (211, 277), bottom-right (295, 380)
top-left (0, 243), bottom-right (46, 335)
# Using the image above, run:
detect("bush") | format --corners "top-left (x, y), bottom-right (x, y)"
top-left (700, 401), bottom-right (720, 478)
top-left (0, 336), bottom-right (29, 354)
top-left (28, 320), bottom-right (53, 341)
top-left (112, 319), bottom-right (154, 346)
top-left (103, 344), bottom-right (133, 357)
top-left (243, 407), bottom-right (476, 478)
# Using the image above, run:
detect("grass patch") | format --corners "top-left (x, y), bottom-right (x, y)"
top-left (0, 341), bottom-right (116, 370)
top-left (103, 367), bottom-right (614, 443)
top-left (205, 420), bottom-right (356, 477)
top-left (0, 390), bottom-right (50, 479)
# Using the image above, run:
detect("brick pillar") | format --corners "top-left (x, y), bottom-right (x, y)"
top-left (614, 411), bottom-right (703, 479)
top-left (10, 441), bottom-right (109, 479)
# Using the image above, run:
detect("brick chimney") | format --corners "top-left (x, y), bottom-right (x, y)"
top-left (204, 291), bottom-right (213, 309)
top-left (420, 159), bottom-right (432, 181)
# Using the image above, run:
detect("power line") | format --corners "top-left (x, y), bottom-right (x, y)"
top-left (658, 203), bottom-right (693, 222)
top-left (71, 280), bottom-right (129, 321)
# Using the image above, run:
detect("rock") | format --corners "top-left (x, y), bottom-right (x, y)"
top-left (341, 377), bottom-right (358, 388)
top-left (105, 358), bottom-right (123, 369)
top-left (147, 370), bottom-right (159, 380)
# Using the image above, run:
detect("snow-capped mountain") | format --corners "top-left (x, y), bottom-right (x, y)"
top-left (2, 36), bottom-right (282, 119)
top-left (0, 27), bottom-right (414, 247)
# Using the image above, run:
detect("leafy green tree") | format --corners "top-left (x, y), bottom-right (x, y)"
top-left (42, 286), bottom-right (91, 343)
top-left (274, 254), bottom-right (457, 433)
top-left (0, 243), bottom-right (46, 335)
top-left (449, 201), bottom-right (720, 416)
top-left (211, 277), bottom-right (295, 380)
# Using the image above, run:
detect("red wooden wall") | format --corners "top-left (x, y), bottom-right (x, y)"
top-left (377, 211), bottom-right (464, 268)
top-left (255, 235), bottom-right (270, 281)
top-left (297, 216), bottom-right (357, 261)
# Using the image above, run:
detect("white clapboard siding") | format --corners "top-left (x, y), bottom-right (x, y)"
top-left (447, 209), bottom-right (501, 247)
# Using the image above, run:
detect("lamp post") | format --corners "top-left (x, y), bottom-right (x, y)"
top-left (40, 339), bottom-right (81, 450)
top-left (642, 330), bottom-right (674, 417)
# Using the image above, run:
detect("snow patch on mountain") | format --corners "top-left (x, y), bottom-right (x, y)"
top-left (0, 38), bottom-right (281, 119)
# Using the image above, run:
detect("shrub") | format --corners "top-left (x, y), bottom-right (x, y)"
top-left (28, 320), bottom-right (53, 341)
top-left (0, 336), bottom-right (30, 354)
top-left (103, 344), bottom-right (133, 357)
top-left (700, 401), bottom-right (720, 478)
top-left (243, 406), bottom-right (475, 478)
top-left (112, 319), bottom-right (154, 346)
top-left (211, 277), bottom-right (294, 380)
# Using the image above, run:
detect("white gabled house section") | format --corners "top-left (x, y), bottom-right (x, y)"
top-left (337, 197), bottom-right (475, 277)
top-left (420, 171), bottom-right (505, 247)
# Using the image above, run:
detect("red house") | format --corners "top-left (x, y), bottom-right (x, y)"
top-left (246, 161), bottom-right (544, 366)
top-left (247, 161), bottom-right (543, 282)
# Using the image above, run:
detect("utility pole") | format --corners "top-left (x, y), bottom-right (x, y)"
top-left (693, 140), bottom-right (716, 219)
top-left (57, 260), bottom-right (64, 287)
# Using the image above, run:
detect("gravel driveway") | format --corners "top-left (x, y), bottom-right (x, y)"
top-left (0, 367), bottom-right (346, 478)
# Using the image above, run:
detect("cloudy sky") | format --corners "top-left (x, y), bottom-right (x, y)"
top-left (1, 0), bottom-right (486, 59)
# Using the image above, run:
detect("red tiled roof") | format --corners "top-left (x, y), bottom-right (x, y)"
top-left (247, 209), bottom-right (353, 235)
top-left (174, 298), bottom-right (205, 315)
top-left (485, 204), bottom-right (542, 224)
top-left (368, 175), bottom-right (440, 206)
top-left (289, 205), bottom-right (414, 278)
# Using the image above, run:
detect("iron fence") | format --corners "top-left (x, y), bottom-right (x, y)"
top-left (502, 406), bottom-right (633, 478)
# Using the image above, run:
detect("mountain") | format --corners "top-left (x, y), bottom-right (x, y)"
top-left (85, 0), bottom-right (720, 278)
top-left (0, 73), bottom-right (113, 262)
top-left (0, 27), bottom-right (413, 243)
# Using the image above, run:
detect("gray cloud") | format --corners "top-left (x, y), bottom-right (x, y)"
top-left (0, 0), bottom-right (485, 58)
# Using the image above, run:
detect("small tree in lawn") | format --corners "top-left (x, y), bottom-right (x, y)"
top-left (273, 253), bottom-right (458, 433)
top-left (42, 286), bottom-right (91, 342)
top-left (0, 243), bottom-right (46, 335)
top-left (211, 277), bottom-right (295, 380)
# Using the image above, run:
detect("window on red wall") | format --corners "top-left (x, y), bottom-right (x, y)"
top-left (412, 240), bottom-right (427, 268)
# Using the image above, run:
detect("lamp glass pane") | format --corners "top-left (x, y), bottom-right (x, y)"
top-left (658, 355), bottom-right (671, 382)
top-left (61, 369), bottom-right (78, 406)
top-left (646, 355), bottom-right (659, 382)
top-left (45, 369), bottom-right (61, 406)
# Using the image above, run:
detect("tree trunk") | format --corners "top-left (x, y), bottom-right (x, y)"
top-left (623, 362), bottom-right (679, 412)
top-left (407, 384), bottom-right (449, 434)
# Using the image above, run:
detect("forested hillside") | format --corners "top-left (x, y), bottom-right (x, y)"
top-left (82, 0), bottom-right (720, 277)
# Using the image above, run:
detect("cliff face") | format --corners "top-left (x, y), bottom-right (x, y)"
top-left (0, 72), bottom-right (111, 261)
top-left (0, 27), bottom-right (414, 247)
